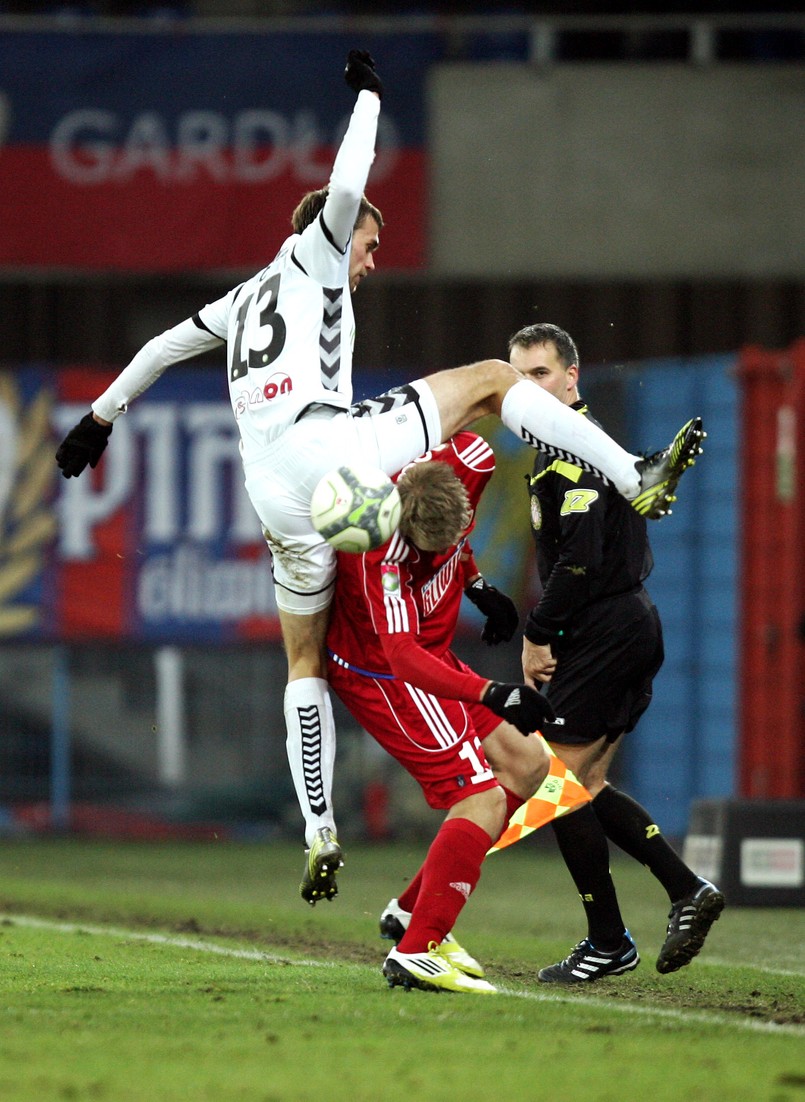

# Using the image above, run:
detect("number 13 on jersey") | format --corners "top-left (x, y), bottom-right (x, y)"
top-left (230, 273), bottom-right (287, 381)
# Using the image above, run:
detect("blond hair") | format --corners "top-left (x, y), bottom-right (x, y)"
top-left (397, 461), bottom-right (471, 551)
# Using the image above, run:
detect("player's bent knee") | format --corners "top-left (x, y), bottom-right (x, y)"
top-left (448, 784), bottom-right (507, 838)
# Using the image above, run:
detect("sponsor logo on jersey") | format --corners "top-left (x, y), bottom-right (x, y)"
top-left (560, 487), bottom-right (599, 516)
top-left (381, 563), bottom-right (400, 593)
top-left (263, 373), bottom-right (292, 401)
top-left (233, 374), bottom-right (293, 418)
top-left (421, 547), bottom-right (461, 616)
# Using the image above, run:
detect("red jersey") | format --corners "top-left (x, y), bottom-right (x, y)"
top-left (326, 432), bottom-right (495, 701)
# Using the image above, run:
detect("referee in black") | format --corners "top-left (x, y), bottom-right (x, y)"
top-left (510, 322), bottom-right (724, 983)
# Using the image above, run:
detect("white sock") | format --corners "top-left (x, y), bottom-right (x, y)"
top-left (500, 379), bottom-right (640, 498)
top-left (284, 678), bottom-right (337, 848)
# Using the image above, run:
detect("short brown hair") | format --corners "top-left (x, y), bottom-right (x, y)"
top-left (291, 188), bottom-right (384, 234)
top-left (508, 322), bottom-right (579, 368)
top-left (397, 461), bottom-right (472, 552)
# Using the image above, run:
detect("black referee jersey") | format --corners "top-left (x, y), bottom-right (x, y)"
top-left (525, 400), bottom-right (654, 650)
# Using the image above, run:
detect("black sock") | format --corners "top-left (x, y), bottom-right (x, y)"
top-left (551, 804), bottom-right (626, 951)
top-left (593, 785), bottom-right (700, 903)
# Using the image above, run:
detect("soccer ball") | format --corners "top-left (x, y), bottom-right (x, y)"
top-left (310, 464), bottom-right (401, 553)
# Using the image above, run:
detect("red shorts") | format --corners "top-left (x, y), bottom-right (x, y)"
top-left (328, 650), bottom-right (500, 811)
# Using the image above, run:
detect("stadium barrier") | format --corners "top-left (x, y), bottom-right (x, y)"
top-left (684, 797), bottom-right (805, 906)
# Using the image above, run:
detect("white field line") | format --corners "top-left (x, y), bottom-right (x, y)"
top-left (4, 912), bottom-right (804, 1038)
top-left (499, 985), bottom-right (805, 1036)
top-left (698, 955), bottom-right (805, 979)
top-left (1, 913), bottom-right (334, 969)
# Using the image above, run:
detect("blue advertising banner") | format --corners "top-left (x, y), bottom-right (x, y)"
top-left (3, 364), bottom-right (277, 642)
top-left (1, 363), bottom-right (534, 643)
top-left (0, 28), bottom-right (441, 271)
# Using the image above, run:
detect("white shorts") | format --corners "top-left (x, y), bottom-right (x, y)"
top-left (242, 380), bottom-right (442, 614)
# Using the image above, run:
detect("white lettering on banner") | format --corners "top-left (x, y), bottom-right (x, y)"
top-left (136, 404), bottom-right (180, 542)
top-left (50, 109), bottom-right (399, 185)
top-left (184, 406), bottom-right (261, 544)
top-left (138, 546), bottom-right (276, 621)
top-left (285, 109), bottom-right (335, 183)
top-left (115, 112), bottom-right (172, 180)
top-left (55, 402), bottom-right (262, 560)
top-left (50, 109), bottom-right (116, 184)
top-left (55, 405), bottom-right (137, 558)
top-left (231, 110), bottom-right (289, 183)
top-left (176, 111), bottom-right (230, 182)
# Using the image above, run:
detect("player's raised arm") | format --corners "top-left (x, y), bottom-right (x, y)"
top-left (298, 50), bottom-right (382, 264)
top-left (54, 317), bottom-right (223, 478)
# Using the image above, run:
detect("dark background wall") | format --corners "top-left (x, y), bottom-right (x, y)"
top-left (2, 275), bottom-right (802, 371)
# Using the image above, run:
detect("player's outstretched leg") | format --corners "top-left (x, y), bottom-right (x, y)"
top-left (656, 877), bottom-right (725, 974)
top-left (379, 898), bottom-right (485, 978)
top-left (420, 363), bottom-right (705, 515)
top-left (538, 932), bottom-right (639, 984)
top-left (631, 417), bottom-right (706, 519)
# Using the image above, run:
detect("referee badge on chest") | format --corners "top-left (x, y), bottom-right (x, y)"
top-left (530, 494), bottom-right (542, 532)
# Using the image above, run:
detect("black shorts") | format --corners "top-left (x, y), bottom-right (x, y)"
top-left (542, 588), bottom-right (664, 747)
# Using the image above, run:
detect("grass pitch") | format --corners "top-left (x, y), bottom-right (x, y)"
top-left (0, 836), bottom-right (803, 1102)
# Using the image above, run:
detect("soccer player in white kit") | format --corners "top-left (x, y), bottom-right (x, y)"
top-left (55, 50), bottom-right (704, 905)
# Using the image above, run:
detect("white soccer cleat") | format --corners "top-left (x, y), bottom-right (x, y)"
top-left (378, 897), bottom-right (485, 977)
top-left (383, 943), bottom-right (497, 995)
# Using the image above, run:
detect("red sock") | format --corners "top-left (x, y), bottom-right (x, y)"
top-left (397, 818), bottom-right (492, 954)
top-left (398, 792), bottom-right (522, 915)
top-left (398, 801), bottom-right (513, 915)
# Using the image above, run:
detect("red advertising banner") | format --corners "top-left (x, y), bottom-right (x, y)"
top-left (0, 29), bottom-right (435, 272)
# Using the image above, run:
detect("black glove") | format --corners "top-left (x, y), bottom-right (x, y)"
top-left (344, 49), bottom-right (383, 99)
top-left (464, 576), bottom-right (519, 645)
top-left (55, 412), bottom-right (113, 478)
top-left (483, 681), bottom-right (556, 736)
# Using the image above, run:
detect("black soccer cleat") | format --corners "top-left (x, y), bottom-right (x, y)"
top-left (656, 877), bottom-right (725, 974)
top-left (631, 417), bottom-right (706, 520)
top-left (538, 932), bottom-right (639, 984)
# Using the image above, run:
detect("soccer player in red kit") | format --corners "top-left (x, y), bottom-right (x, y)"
top-left (327, 432), bottom-right (554, 993)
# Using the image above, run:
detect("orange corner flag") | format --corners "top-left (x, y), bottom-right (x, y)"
top-left (487, 736), bottom-right (591, 855)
